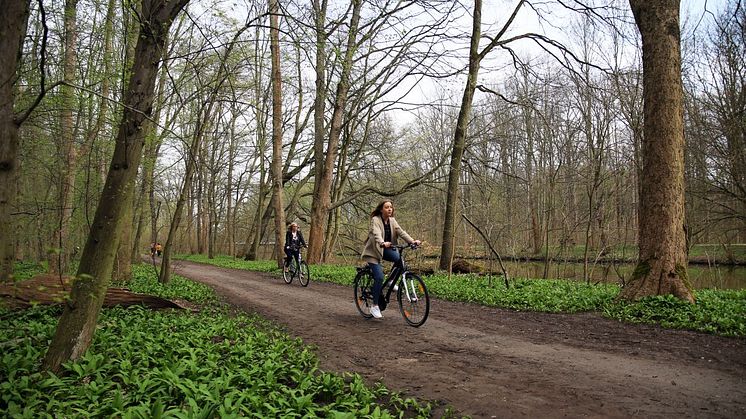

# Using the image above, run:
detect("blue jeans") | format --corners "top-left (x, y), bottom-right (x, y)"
top-left (368, 247), bottom-right (403, 305)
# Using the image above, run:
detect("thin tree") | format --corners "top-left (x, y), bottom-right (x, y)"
top-left (618, 0), bottom-right (694, 303)
top-left (440, 0), bottom-right (527, 271)
top-left (269, 0), bottom-right (286, 267)
top-left (48, 0), bottom-right (80, 276)
top-left (43, 0), bottom-right (189, 372)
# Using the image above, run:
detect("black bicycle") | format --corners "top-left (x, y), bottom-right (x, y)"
top-left (354, 244), bottom-right (430, 327)
top-left (283, 246), bottom-right (309, 286)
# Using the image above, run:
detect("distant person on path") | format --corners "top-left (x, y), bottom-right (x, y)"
top-left (155, 242), bottom-right (163, 256)
top-left (284, 222), bottom-right (307, 272)
top-left (361, 200), bottom-right (421, 319)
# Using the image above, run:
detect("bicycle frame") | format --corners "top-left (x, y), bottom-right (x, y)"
top-left (355, 243), bottom-right (429, 326)
top-left (284, 246), bottom-right (310, 286)
top-left (379, 245), bottom-right (414, 307)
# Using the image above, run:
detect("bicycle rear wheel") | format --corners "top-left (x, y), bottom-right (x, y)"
top-left (282, 259), bottom-right (293, 284)
top-left (397, 273), bottom-right (429, 327)
top-left (298, 261), bottom-right (310, 287)
top-left (354, 270), bottom-right (374, 318)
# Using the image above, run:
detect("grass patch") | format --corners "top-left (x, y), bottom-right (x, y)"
top-left (1, 264), bottom-right (432, 418)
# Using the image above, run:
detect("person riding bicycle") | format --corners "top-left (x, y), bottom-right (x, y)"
top-left (284, 222), bottom-right (307, 272)
top-left (361, 200), bottom-right (421, 319)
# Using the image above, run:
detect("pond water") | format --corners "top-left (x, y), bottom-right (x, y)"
top-left (473, 260), bottom-right (746, 290)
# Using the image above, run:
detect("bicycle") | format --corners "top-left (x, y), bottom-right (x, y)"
top-left (283, 246), bottom-right (310, 287)
top-left (354, 243), bottom-right (430, 327)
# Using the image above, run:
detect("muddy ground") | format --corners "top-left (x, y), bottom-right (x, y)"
top-left (170, 260), bottom-right (746, 418)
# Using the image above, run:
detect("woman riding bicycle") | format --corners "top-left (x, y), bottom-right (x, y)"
top-left (284, 222), bottom-right (307, 272)
top-left (361, 200), bottom-right (421, 319)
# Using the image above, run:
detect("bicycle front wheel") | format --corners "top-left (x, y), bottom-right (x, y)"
top-left (282, 259), bottom-right (293, 284)
top-left (298, 261), bottom-right (310, 287)
top-left (397, 273), bottom-right (430, 327)
top-left (354, 270), bottom-right (374, 318)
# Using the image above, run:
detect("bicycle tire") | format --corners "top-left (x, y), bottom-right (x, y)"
top-left (299, 261), bottom-right (310, 287)
top-left (397, 273), bottom-right (430, 327)
top-left (282, 259), bottom-right (293, 284)
top-left (354, 270), bottom-right (374, 318)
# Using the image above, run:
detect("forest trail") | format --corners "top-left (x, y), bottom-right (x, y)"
top-left (171, 260), bottom-right (746, 418)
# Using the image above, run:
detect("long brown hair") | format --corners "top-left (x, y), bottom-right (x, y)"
top-left (370, 200), bottom-right (394, 218)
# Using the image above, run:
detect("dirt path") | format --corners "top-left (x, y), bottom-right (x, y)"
top-left (171, 260), bottom-right (746, 418)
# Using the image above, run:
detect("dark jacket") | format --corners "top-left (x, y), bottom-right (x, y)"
top-left (285, 229), bottom-right (307, 250)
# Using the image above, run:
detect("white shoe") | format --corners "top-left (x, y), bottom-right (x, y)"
top-left (370, 305), bottom-right (383, 319)
top-left (393, 284), bottom-right (399, 291)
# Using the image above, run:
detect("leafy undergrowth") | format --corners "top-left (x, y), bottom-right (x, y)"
top-left (179, 256), bottom-right (746, 338)
top-left (1, 264), bottom-right (432, 418)
top-left (603, 289), bottom-right (746, 337)
top-left (113, 264), bottom-right (218, 305)
top-left (10, 261), bottom-right (46, 282)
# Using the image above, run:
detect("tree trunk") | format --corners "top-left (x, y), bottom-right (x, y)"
top-left (619, 0), bottom-right (693, 303)
top-left (269, 0), bottom-right (286, 268)
top-left (243, 26), bottom-right (269, 261)
top-left (306, 0), bottom-right (329, 263)
top-left (440, 0), bottom-right (482, 271)
top-left (43, 0), bottom-right (189, 373)
top-left (48, 0), bottom-right (80, 275)
top-left (307, 0), bottom-right (362, 264)
top-left (160, 120), bottom-right (203, 283)
top-left (0, 0), bottom-right (30, 283)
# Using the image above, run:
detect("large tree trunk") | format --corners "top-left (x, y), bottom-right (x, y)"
top-left (439, 0), bottom-right (482, 271)
top-left (43, 0), bottom-right (189, 373)
top-left (269, 0), bottom-right (286, 267)
top-left (619, 0), bottom-right (693, 303)
top-left (307, 0), bottom-right (362, 264)
top-left (306, 0), bottom-right (329, 263)
top-left (0, 0), bottom-right (30, 283)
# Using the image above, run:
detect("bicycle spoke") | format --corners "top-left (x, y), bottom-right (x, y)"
top-left (398, 273), bottom-right (429, 327)
top-left (354, 271), bottom-right (373, 318)
top-left (299, 262), bottom-right (310, 286)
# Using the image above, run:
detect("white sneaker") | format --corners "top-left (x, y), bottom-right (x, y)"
top-left (370, 305), bottom-right (383, 319)
top-left (393, 284), bottom-right (399, 291)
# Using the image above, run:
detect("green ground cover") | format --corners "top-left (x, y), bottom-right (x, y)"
top-left (1, 264), bottom-right (432, 418)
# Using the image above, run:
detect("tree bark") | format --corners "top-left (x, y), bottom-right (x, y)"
top-left (48, 0), bottom-right (79, 275)
top-left (269, 0), bottom-right (286, 267)
top-left (439, 0), bottom-right (482, 271)
top-left (43, 0), bottom-right (189, 373)
top-left (0, 0), bottom-right (30, 283)
top-left (619, 0), bottom-right (693, 303)
top-left (306, 0), bottom-right (329, 263)
top-left (307, 0), bottom-right (362, 264)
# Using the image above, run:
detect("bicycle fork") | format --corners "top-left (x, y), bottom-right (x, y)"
top-left (400, 273), bottom-right (419, 303)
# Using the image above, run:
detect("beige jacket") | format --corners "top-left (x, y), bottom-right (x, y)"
top-left (361, 216), bottom-right (414, 264)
